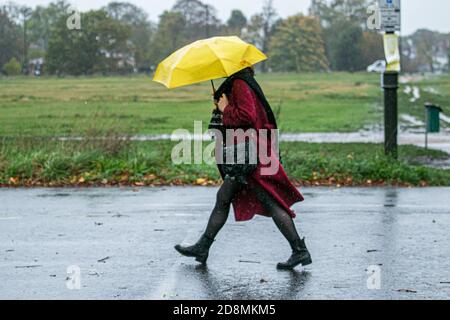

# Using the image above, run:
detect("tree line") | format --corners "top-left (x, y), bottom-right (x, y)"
top-left (0, 0), bottom-right (448, 76)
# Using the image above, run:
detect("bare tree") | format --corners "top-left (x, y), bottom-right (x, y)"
top-left (260, 0), bottom-right (278, 72)
top-left (172, 0), bottom-right (221, 40)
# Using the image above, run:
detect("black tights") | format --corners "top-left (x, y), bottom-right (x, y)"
top-left (203, 178), bottom-right (302, 245)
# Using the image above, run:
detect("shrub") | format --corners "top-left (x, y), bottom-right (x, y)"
top-left (2, 58), bottom-right (21, 76)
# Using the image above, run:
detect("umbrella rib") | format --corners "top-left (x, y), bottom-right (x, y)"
top-left (167, 45), bottom-right (193, 86)
top-left (205, 43), bottom-right (228, 76)
top-left (169, 44), bottom-right (228, 86)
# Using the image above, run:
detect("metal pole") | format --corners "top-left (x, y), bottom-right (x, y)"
top-left (23, 15), bottom-right (27, 73)
top-left (21, 8), bottom-right (31, 75)
top-left (382, 70), bottom-right (399, 159)
top-left (425, 108), bottom-right (428, 151)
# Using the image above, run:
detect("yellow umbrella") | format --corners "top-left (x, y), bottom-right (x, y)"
top-left (153, 36), bottom-right (267, 89)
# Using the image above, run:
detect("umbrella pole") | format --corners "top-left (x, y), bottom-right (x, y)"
top-left (211, 80), bottom-right (219, 110)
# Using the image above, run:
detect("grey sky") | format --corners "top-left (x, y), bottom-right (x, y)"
top-left (3, 0), bottom-right (450, 35)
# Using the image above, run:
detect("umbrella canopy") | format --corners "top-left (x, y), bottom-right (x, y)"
top-left (153, 36), bottom-right (267, 89)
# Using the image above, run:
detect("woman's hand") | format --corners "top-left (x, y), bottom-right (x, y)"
top-left (217, 94), bottom-right (229, 113)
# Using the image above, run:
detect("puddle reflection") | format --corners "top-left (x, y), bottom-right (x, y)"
top-left (179, 264), bottom-right (312, 300)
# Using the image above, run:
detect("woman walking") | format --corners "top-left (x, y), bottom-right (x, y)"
top-left (175, 67), bottom-right (311, 270)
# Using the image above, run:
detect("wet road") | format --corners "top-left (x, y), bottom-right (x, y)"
top-left (1, 187), bottom-right (449, 300)
top-left (50, 132), bottom-right (450, 153)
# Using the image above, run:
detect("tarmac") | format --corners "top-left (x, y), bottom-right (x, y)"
top-left (1, 187), bottom-right (449, 300)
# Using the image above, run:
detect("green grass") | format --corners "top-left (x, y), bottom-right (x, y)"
top-left (399, 74), bottom-right (450, 127)
top-left (1, 73), bottom-right (448, 136)
top-left (0, 73), bottom-right (383, 136)
top-left (1, 73), bottom-right (449, 187)
top-left (1, 139), bottom-right (449, 187)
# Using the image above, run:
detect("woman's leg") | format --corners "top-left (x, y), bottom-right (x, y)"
top-left (203, 177), bottom-right (243, 240)
top-left (253, 185), bottom-right (312, 269)
top-left (175, 177), bottom-right (243, 264)
top-left (253, 185), bottom-right (302, 243)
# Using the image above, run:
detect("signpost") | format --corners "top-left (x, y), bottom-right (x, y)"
top-left (378, 0), bottom-right (401, 159)
top-left (378, 0), bottom-right (401, 33)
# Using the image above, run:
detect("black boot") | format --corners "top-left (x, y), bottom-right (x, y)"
top-left (277, 238), bottom-right (312, 270)
top-left (174, 235), bottom-right (215, 264)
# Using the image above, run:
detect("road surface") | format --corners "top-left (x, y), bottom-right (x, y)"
top-left (1, 187), bottom-right (449, 300)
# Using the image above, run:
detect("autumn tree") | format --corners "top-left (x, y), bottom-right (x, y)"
top-left (46, 10), bottom-right (132, 75)
top-left (310, 0), bottom-right (370, 29)
top-left (401, 29), bottom-right (450, 73)
top-left (242, 0), bottom-right (279, 72)
top-left (172, 0), bottom-right (221, 40)
top-left (149, 11), bottom-right (187, 66)
top-left (309, 0), bottom-right (373, 71)
top-left (360, 31), bottom-right (384, 66)
top-left (105, 2), bottom-right (155, 71)
top-left (326, 19), bottom-right (365, 71)
top-left (0, 9), bottom-right (22, 69)
top-left (269, 15), bottom-right (329, 72)
top-left (27, 1), bottom-right (71, 52)
top-left (414, 29), bottom-right (442, 73)
top-left (226, 9), bottom-right (247, 36)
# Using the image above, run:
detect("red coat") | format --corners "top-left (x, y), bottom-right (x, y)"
top-left (221, 79), bottom-right (304, 222)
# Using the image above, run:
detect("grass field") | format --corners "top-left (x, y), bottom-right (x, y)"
top-left (399, 74), bottom-right (450, 124)
top-left (0, 73), bottom-right (385, 136)
top-left (1, 73), bottom-right (449, 186)
top-left (1, 73), bottom-right (448, 137)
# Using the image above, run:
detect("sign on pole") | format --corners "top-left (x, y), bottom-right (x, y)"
top-left (383, 34), bottom-right (400, 72)
top-left (378, 0), bottom-right (401, 33)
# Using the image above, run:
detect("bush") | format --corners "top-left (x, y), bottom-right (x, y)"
top-left (2, 58), bottom-right (21, 76)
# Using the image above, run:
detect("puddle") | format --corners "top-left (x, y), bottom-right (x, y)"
top-left (37, 193), bottom-right (71, 198)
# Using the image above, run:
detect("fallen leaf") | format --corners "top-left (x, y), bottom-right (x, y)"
top-left (15, 265), bottom-right (42, 269)
top-left (145, 174), bottom-right (157, 181)
top-left (195, 178), bottom-right (207, 185)
top-left (97, 256), bottom-right (110, 263)
top-left (9, 177), bottom-right (19, 184)
top-left (396, 289), bottom-right (417, 293)
top-left (239, 260), bottom-right (261, 264)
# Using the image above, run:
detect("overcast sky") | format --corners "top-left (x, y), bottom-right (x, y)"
top-left (3, 0), bottom-right (450, 35)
